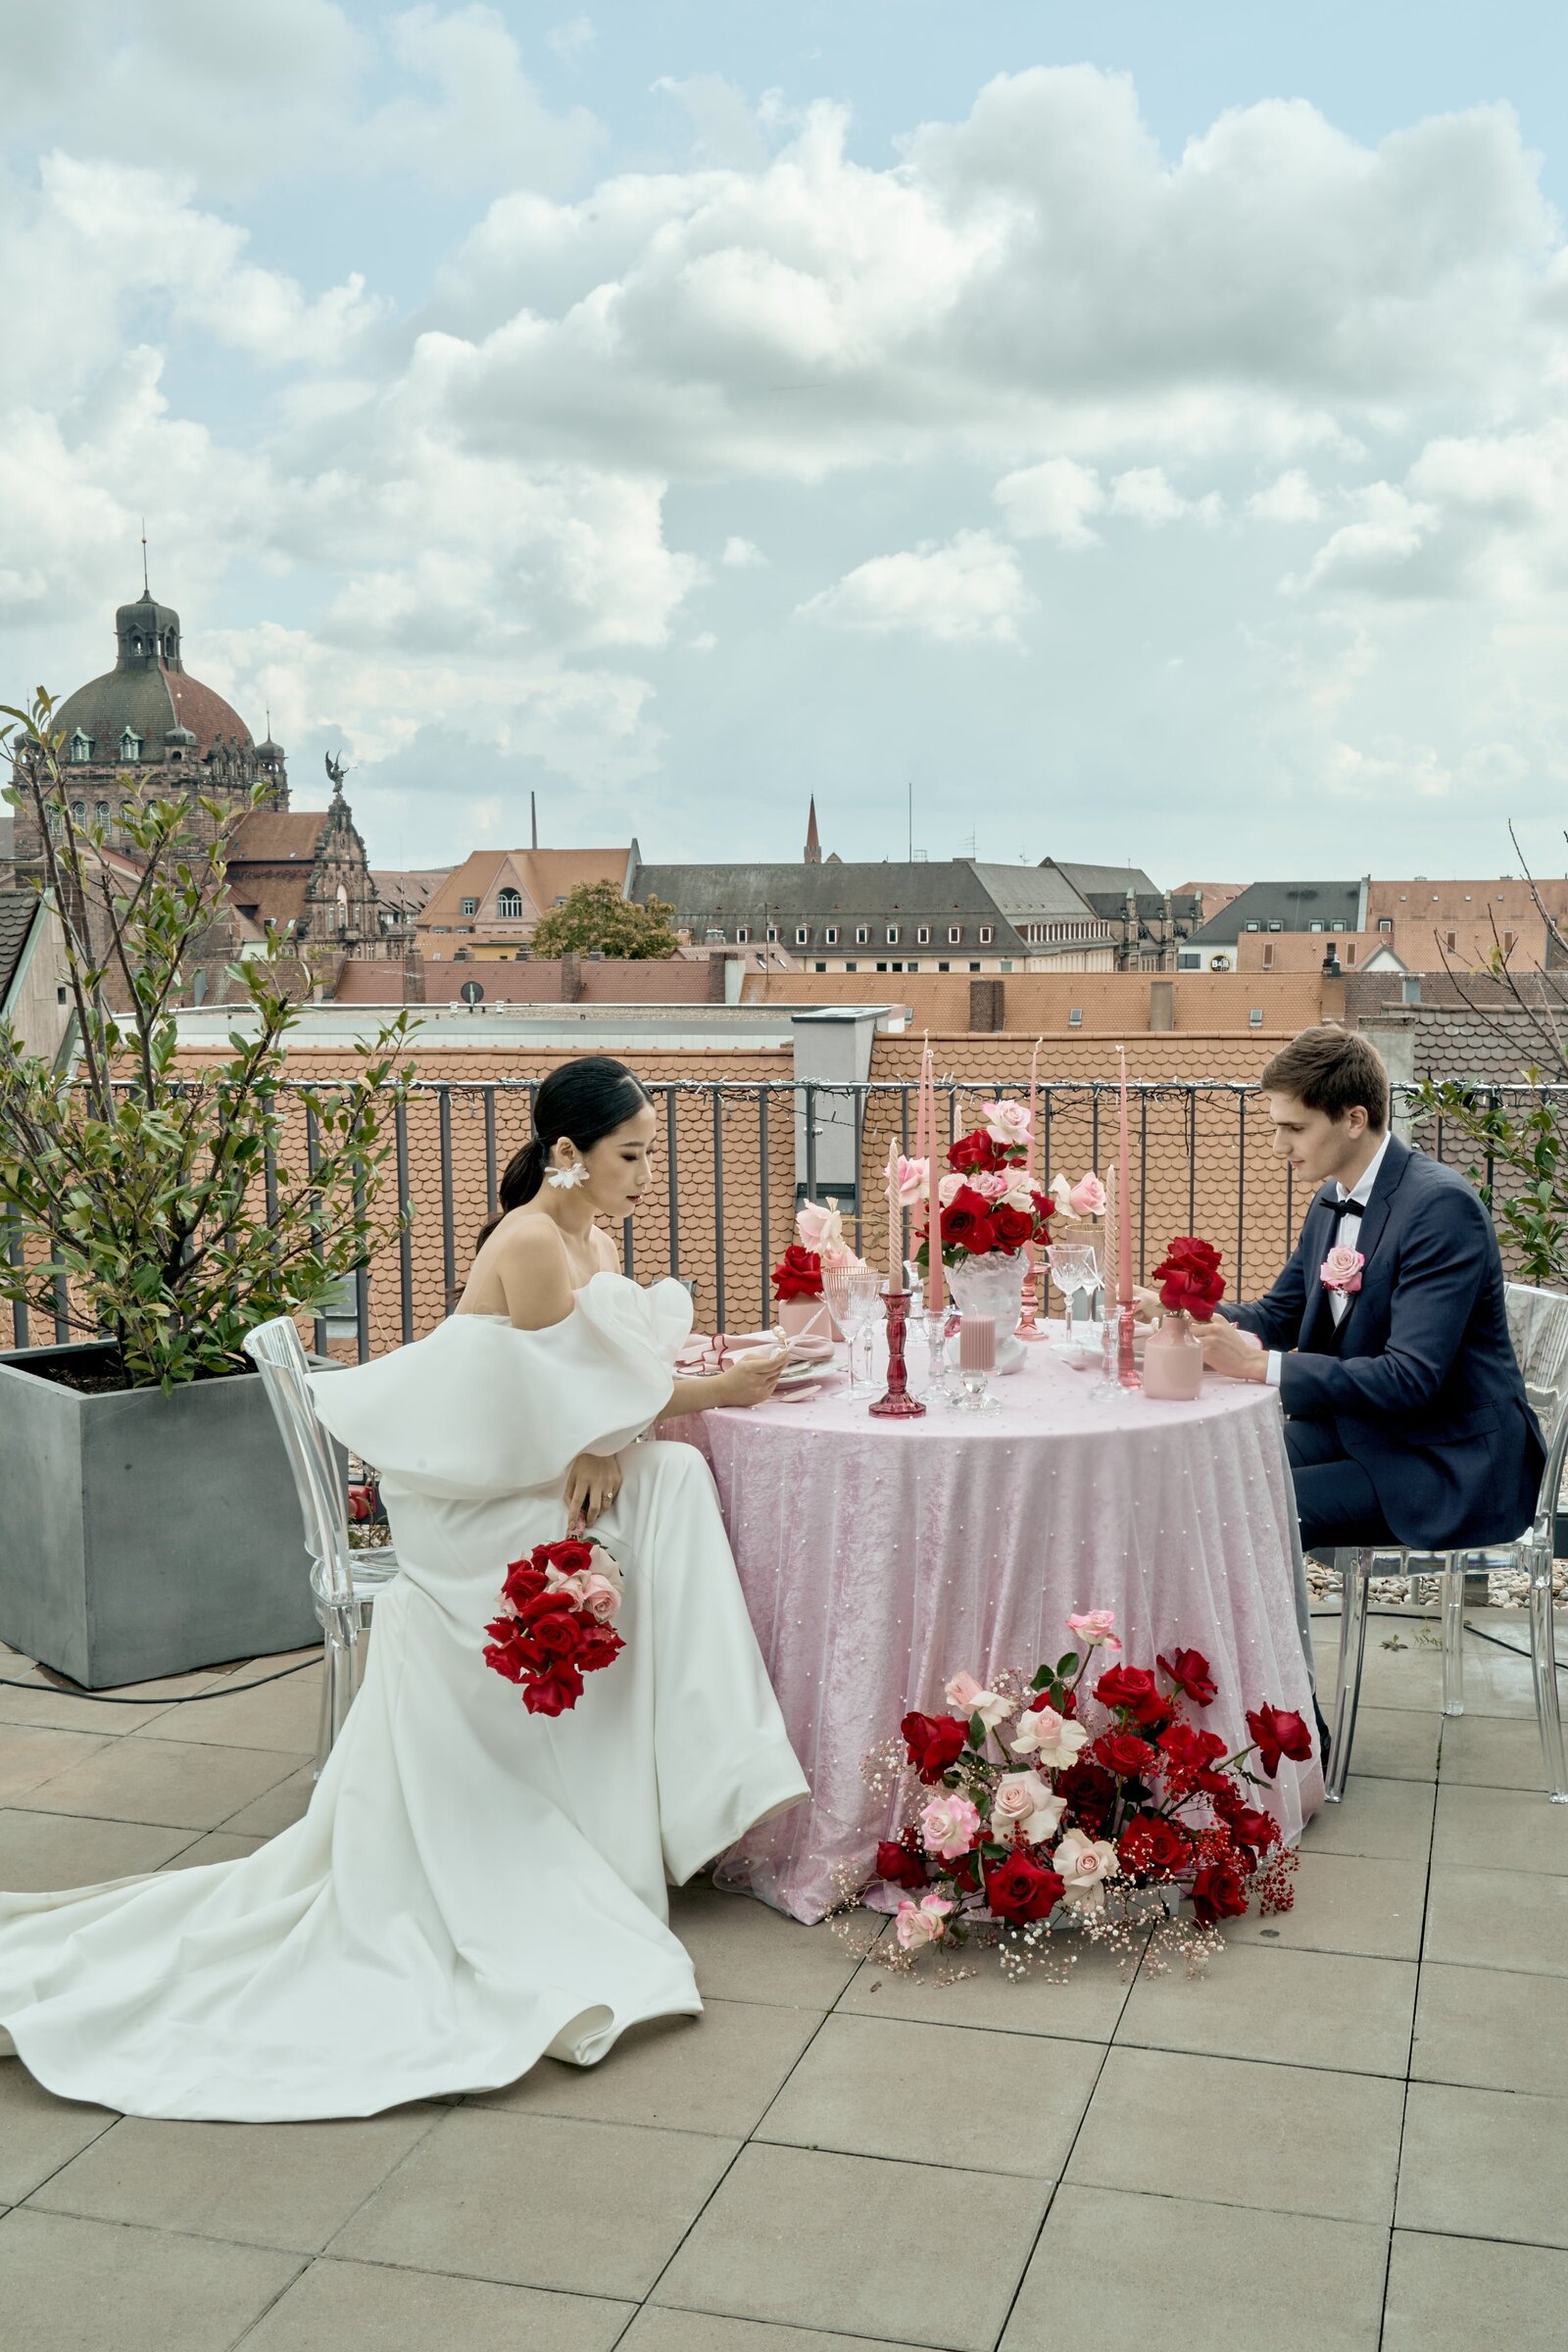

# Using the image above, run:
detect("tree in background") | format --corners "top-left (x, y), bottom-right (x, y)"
top-left (530, 879), bottom-right (679, 960)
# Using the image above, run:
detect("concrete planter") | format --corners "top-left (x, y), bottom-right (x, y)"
top-left (0, 1340), bottom-right (333, 1688)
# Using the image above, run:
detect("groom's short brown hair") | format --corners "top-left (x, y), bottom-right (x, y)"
top-left (1260, 1029), bottom-right (1390, 1131)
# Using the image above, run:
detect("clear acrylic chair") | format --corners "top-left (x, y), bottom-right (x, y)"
top-left (242, 1316), bottom-right (401, 1777)
top-left (1325, 1281), bottom-right (1568, 1803)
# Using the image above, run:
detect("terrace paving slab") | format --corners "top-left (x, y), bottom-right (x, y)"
top-left (836, 1923), bottom-right (1142, 2041)
top-left (476, 1999), bottom-right (820, 2137)
top-left (1411, 1959), bottom-right (1568, 2096)
top-left (1382, 2228), bottom-right (1568, 2352)
top-left (1298, 1772), bottom-right (1436, 1862)
top-left (8, 1734), bottom-right (306, 1830)
top-left (329, 2107), bottom-right (739, 2299)
top-left (0, 1722), bottom-right (114, 1801)
top-left (0, 2207), bottom-right (304, 2352)
top-left (1342, 1703), bottom-right (1442, 1782)
top-left (1001, 2184), bottom-right (1389, 2352)
top-left (621, 2313), bottom-right (890, 2352)
top-left (1423, 1863), bottom-right (1568, 1976)
top-left (1064, 2045), bottom-right (1404, 2225)
top-left (1435, 1714), bottom-right (1549, 1788)
top-left (220, 2254), bottom-right (633, 2352)
top-left (0, 1805), bottom-right (192, 1887)
top-left (652, 2140), bottom-right (1048, 2352)
top-left (667, 1877), bottom-right (875, 2008)
top-left (0, 2064), bottom-right (117, 2204)
top-left (1396, 2080), bottom-right (1568, 2248)
top-left (1220, 1849), bottom-right (1428, 1960)
top-left (1432, 1778), bottom-right (1568, 1875)
top-left (1116, 1942), bottom-right (1417, 2077)
top-left (28, 2107), bottom-right (444, 2253)
top-left (753, 2010), bottom-right (1102, 2176)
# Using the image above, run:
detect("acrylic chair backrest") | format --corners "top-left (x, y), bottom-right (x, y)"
top-left (1504, 1282), bottom-right (1568, 1545)
top-left (241, 1317), bottom-right (355, 1620)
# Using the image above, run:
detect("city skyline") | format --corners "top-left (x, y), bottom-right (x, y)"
top-left (7, 4), bottom-right (1568, 882)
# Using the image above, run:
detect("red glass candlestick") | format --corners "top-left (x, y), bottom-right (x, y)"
top-left (870, 1289), bottom-right (926, 1418)
top-left (1016, 1255), bottom-right (1046, 1342)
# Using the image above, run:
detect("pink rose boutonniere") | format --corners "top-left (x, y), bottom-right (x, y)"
top-left (1320, 1244), bottom-right (1365, 1296)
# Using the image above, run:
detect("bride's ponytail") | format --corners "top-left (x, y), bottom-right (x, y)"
top-left (473, 1057), bottom-right (650, 1250)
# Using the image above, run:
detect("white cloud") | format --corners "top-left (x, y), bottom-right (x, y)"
top-left (720, 535), bottom-right (767, 566)
top-left (1248, 468), bottom-right (1323, 523)
top-left (1296, 484), bottom-right (1441, 595)
top-left (545, 16), bottom-right (595, 64)
top-left (798, 530), bottom-right (1030, 644)
top-left (359, 5), bottom-right (604, 193)
top-left (994, 460), bottom-right (1104, 548)
top-left (1108, 466), bottom-right (1190, 526)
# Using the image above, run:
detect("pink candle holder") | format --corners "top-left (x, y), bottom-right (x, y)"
top-left (1016, 1254), bottom-right (1046, 1342)
top-left (1116, 1301), bottom-right (1142, 1390)
top-left (869, 1289), bottom-right (926, 1419)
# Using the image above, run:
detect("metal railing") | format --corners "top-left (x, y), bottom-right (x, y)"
top-left (6, 1077), bottom-right (1560, 1362)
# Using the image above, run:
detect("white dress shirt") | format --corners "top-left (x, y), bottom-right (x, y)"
top-left (1265, 1132), bottom-right (1393, 1388)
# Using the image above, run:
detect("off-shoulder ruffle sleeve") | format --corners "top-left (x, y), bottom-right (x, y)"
top-left (307, 1273), bottom-right (693, 1498)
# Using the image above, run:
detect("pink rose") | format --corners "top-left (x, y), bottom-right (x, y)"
top-left (1069, 1173), bottom-right (1106, 1218)
top-left (919, 1791), bottom-right (981, 1860)
top-left (969, 1170), bottom-right (1010, 1201)
top-left (895, 1892), bottom-right (956, 1950)
top-left (576, 1573), bottom-right (621, 1623)
top-left (938, 1171), bottom-right (966, 1206)
top-left (1010, 1703), bottom-right (1089, 1770)
top-left (979, 1099), bottom-right (1032, 1150)
top-left (1053, 1827), bottom-right (1122, 1908)
top-left (991, 1770), bottom-right (1065, 1845)
top-left (944, 1671), bottom-right (1017, 1731)
top-left (1066, 1610), bottom-right (1121, 1652)
top-left (896, 1156), bottom-right (930, 1206)
top-left (1321, 1245), bottom-right (1364, 1295)
top-left (797, 1200), bottom-right (846, 1255)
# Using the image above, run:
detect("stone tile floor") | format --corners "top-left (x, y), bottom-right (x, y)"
top-left (1, 1608), bottom-right (1567, 2350)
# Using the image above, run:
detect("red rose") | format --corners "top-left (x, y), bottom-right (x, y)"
top-left (990, 1203), bottom-right (1034, 1251)
top-left (984, 1854), bottom-right (1065, 1925)
top-left (941, 1188), bottom-right (999, 1254)
top-left (1156, 1722), bottom-right (1229, 1778)
top-left (1095, 1730), bottom-right (1157, 1780)
top-left (1229, 1806), bottom-right (1282, 1858)
top-left (1246, 1704), bottom-right (1313, 1778)
top-left (522, 1663), bottom-right (585, 1717)
top-left (901, 1710), bottom-right (969, 1783)
top-left (1117, 1813), bottom-right (1191, 1878)
top-left (1094, 1665), bottom-right (1165, 1725)
top-left (1157, 1646), bottom-right (1217, 1707)
top-left (876, 1838), bottom-right (929, 1889)
top-left (772, 1244), bottom-right (824, 1302)
top-left (1192, 1860), bottom-right (1250, 1924)
top-left (1151, 1236), bottom-right (1226, 1323)
top-left (525, 1608), bottom-right (584, 1663)
top-left (950, 1129), bottom-right (1006, 1174)
top-left (1056, 1758), bottom-right (1116, 1835)
top-left (482, 1633), bottom-right (526, 1683)
top-left (574, 1623), bottom-right (624, 1674)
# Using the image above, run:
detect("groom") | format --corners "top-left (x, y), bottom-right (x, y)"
top-left (1198, 1028), bottom-right (1544, 1560)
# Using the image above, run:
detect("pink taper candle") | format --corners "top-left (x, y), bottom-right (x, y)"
top-left (914, 1035), bottom-right (930, 1253)
top-left (925, 1048), bottom-right (946, 1312)
top-left (1116, 1045), bottom-right (1134, 1306)
top-left (886, 1137), bottom-right (901, 1290)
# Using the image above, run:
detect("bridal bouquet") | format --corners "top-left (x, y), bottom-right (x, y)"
top-left (909, 1102), bottom-right (1054, 1272)
top-left (868, 1609), bottom-right (1307, 1970)
top-left (482, 1537), bottom-right (625, 1717)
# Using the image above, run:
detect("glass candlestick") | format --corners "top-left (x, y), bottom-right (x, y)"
top-left (1016, 1254), bottom-right (1047, 1342)
top-left (869, 1288), bottom-right (926, 1419)
top-left (1116, 1300), bottom-right (1142, 1389)
top-left (919, 1306), bottom-right (954, 1402)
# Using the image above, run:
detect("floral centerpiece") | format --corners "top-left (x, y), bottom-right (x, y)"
top-left (483, 1537), bottom-right (625, 1717)
top-left (907, 1101), bottom-right (1054, 1369)
top-left (866, 1609), bottom-right (1307, 1974)
top-left (772, 1201), bottom-right (862, 1339)
top-left (1143, 1236), bottom-right (1227, 1400)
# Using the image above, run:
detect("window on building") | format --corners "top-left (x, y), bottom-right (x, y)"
top-left (969, 960), bottom-right (981, 972)
top-left (886, 926), bottom-right (900, 945)
top-left (461, 897), bottom-right (478, 916)
top-left (1177, 952), bottom-right (1200, 969)
top-left (856, 925), bottom-right (869, 944)
top-left (1378, 916), bottom-right (1394, 935)
top-left (1331, 919), bottom-right (1345, 932)
top-left (71, 800), bottom-right (84, 821)
top-left (497, 888), bottom-right (522, 917)
top-left (1267, 920), bottom-right (1283, 932)
top-left (814, 961), bottom-right (827, 971)
top-left (320, 1269), bottom-right (363, 1342)
top-left (948, 925), bottom-right (961, 945)
top-left (1504, 931), bottom-right (1518, 954)
top-left (1000, 958), bottom-right (1013, 972)
top-left (1308, 919), bottom-right (1324, 933)
top-left (1068, 1008), bottom-right (1083, 1027)
top-left (95, 801), bottom-right (110, 828)
top-left (48, 806), bottom-right (63, 835)
top-left (766, 926), bottom-right (778, 944)
top-left (916, 925), bottom-right (930, 944)
top-left (69, 731), bottom-right (92, 762)
top-left (845, 960), bottom-right (858, 972)
top-left (736, 926), bottom-right (749, 943)
top-left (876, 960), bottom-right (888, 971)
top-left (824, 926), bottom-right (839, 946)
top-left (978, 925), bottom-right (994, 945)
top-left (1249, 1009), bottom-right (1264, 1028)
top-left (120, 730), bottom-right (142, 761)
top-left (938, 959), bottom-right (951, 972)
top-left (1245, 920), bottom-right (1260, 932)
top-left (1445, 930), bottom-right (1457, 952)
top-left (795, 926), bottom-right (808, 946)
top-left (1345, 943), bottom-right (1357, 964)
top-left (1262, 943), bottom-right (1274, 968)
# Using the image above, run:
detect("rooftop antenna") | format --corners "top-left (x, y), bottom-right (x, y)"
top-left (530, 789), bottom-right (538, 852)
top-left (907, 779), bottom-right (912, 863)
top-left (140, 517), bottom-right (149, 596)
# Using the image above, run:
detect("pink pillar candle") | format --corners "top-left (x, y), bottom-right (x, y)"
top-left (958, 1313), bottom-right (996, 1372)
top-left (1116, 1046), bottom-right (1134, 1306)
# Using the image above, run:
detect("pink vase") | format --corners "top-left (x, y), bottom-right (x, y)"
top-left (1141, 1313), bottom-right (1203, 1400)
top-left (776, 1296), bottom-right (833, 1344)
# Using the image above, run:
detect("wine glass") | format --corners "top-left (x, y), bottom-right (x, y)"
top-left (1047, 1243), bottom-right (1100, 1349)
top-left (825, 1265), bottom-right (883, 1396)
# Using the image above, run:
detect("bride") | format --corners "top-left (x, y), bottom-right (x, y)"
top-left (0, 1056), bottom-right (808, 2121)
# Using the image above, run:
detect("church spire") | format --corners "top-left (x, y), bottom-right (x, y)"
top-left (805, 796), bottom-right (821, 865)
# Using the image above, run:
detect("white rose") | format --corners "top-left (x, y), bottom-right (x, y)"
top-left (1054, 1828), bottom-right (1121, 1908)
top-left (992, 1771), bottom-right (1065, 1845)
top-left (945, 1671), bottom-right (1017, 1731)
top-left (1010, 1705), bottom-right (1089, 1771)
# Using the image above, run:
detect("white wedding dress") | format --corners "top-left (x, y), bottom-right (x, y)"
top-left (0, 1274), bottom-right (808, 2121)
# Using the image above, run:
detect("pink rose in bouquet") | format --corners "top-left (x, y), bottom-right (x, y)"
top-left (895, 1892), bottom-right (956, 1950)
top-left (978, 1098), bottom-right (1033, 1151)
top-left (1066, 1608), bottom-right (1121, 1651)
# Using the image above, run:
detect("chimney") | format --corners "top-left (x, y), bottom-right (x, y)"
top-left (1149, 978), bottom-right (1174, 1031)
top-left (1319, 945), bottom-right (1346, 1024)
top-left (805, 797), bottom-right (821, 865)
top-left (530, 790), bottom-right (538, 852)
top-left (402, 951), bottom-right (425, 1005)
top-left (560, 951), bottom-right (582, 1004)
top-left (969, 977), bottom-right (1004, 1032)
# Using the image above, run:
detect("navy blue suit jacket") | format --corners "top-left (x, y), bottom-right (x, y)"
top-left (1227, 1134), bottom-right (1544, 1550)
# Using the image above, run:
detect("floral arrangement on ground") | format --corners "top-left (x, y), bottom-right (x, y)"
top-left (858, 1610), bottom-right (1309, 1980)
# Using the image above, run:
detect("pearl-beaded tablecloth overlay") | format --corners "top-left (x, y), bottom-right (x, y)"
top-left (675, 1345), bottom-right (1320, 1923)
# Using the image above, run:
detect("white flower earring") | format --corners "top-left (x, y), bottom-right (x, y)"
top-left (547, 1156), bottom-right (589, 1190)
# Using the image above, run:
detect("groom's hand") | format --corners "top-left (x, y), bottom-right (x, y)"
top-left (1200, 1320), bottom-right (1267, 1382)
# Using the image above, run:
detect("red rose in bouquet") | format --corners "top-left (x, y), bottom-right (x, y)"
top-left (483, 1536), bottom-right (626, 1717)
top-left (1226, 1804), bottom-right (1283, 1859)
top-left (1094, 1730), bottom-right (1158, 1780)
top-left (984, 1853), bottom-right (1064, 1925)
top-left (1055, 1756), bottom-right (1117, 1835)
top-left (900, 1710), bottom-right (969, 1783)
top-left (1094, 1664), bottom-right (1166, 1726)
top-left (876, 1838), bottom-right (930, 1890)
top-left (1156, 1721), bottom-right (1229, 1787)
top-left (1157, 1645), bottom-right (1218, 1707)
top-left (1151, 1236), bottom-right (1226, 1322)
top-left (990, 1202), bottom-right (1034, 1251)
top-left (1117, 1813), bottom-right (1192, 1879)
top-left (940, 1187), bottom-right (999, 1255)
top-left (1192, 1860), bottom-right (1250, 1924)
top-left (1246, 1704), bottom-right (1313, 1778)
top-left (771, 1244), bottom-right (824, 1302)
top-left (950, 1129), bottom-right (1009, 1175)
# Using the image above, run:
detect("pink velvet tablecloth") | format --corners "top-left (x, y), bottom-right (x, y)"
top-left (676, 1348), bottom-right (1322, 1923)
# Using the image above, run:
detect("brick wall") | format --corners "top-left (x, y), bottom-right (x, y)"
top-left (742, 967), bottom-right (1329, 1035)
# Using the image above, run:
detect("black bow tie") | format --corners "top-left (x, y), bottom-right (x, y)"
top-left (1323, 1192), bottom-right (1363, 1219)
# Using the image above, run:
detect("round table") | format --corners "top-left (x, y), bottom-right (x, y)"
top-left (678, 1344), bottom-right (1321, 1923)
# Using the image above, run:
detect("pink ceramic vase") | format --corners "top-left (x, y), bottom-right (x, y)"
top-left (1141, 1312), bottom-right (1203, 1401)
top-left (775, 1295), bottom-right (833, 1344)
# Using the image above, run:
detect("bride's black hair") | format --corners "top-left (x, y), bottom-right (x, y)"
top-left (476, 1056), bottom-right (652, 1248)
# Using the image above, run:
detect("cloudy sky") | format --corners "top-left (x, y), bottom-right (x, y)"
top-left (8, 2), bottom-right (1568, 883)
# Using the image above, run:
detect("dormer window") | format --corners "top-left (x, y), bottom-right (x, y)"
top-left (120, 729), bottom-right (142, 761)
top-left (497, 888), bottom-right (522, 918)
top-left (69, 731), bottom-right (92, 762)
top-left (461, 897), bottom-right (478, 916)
